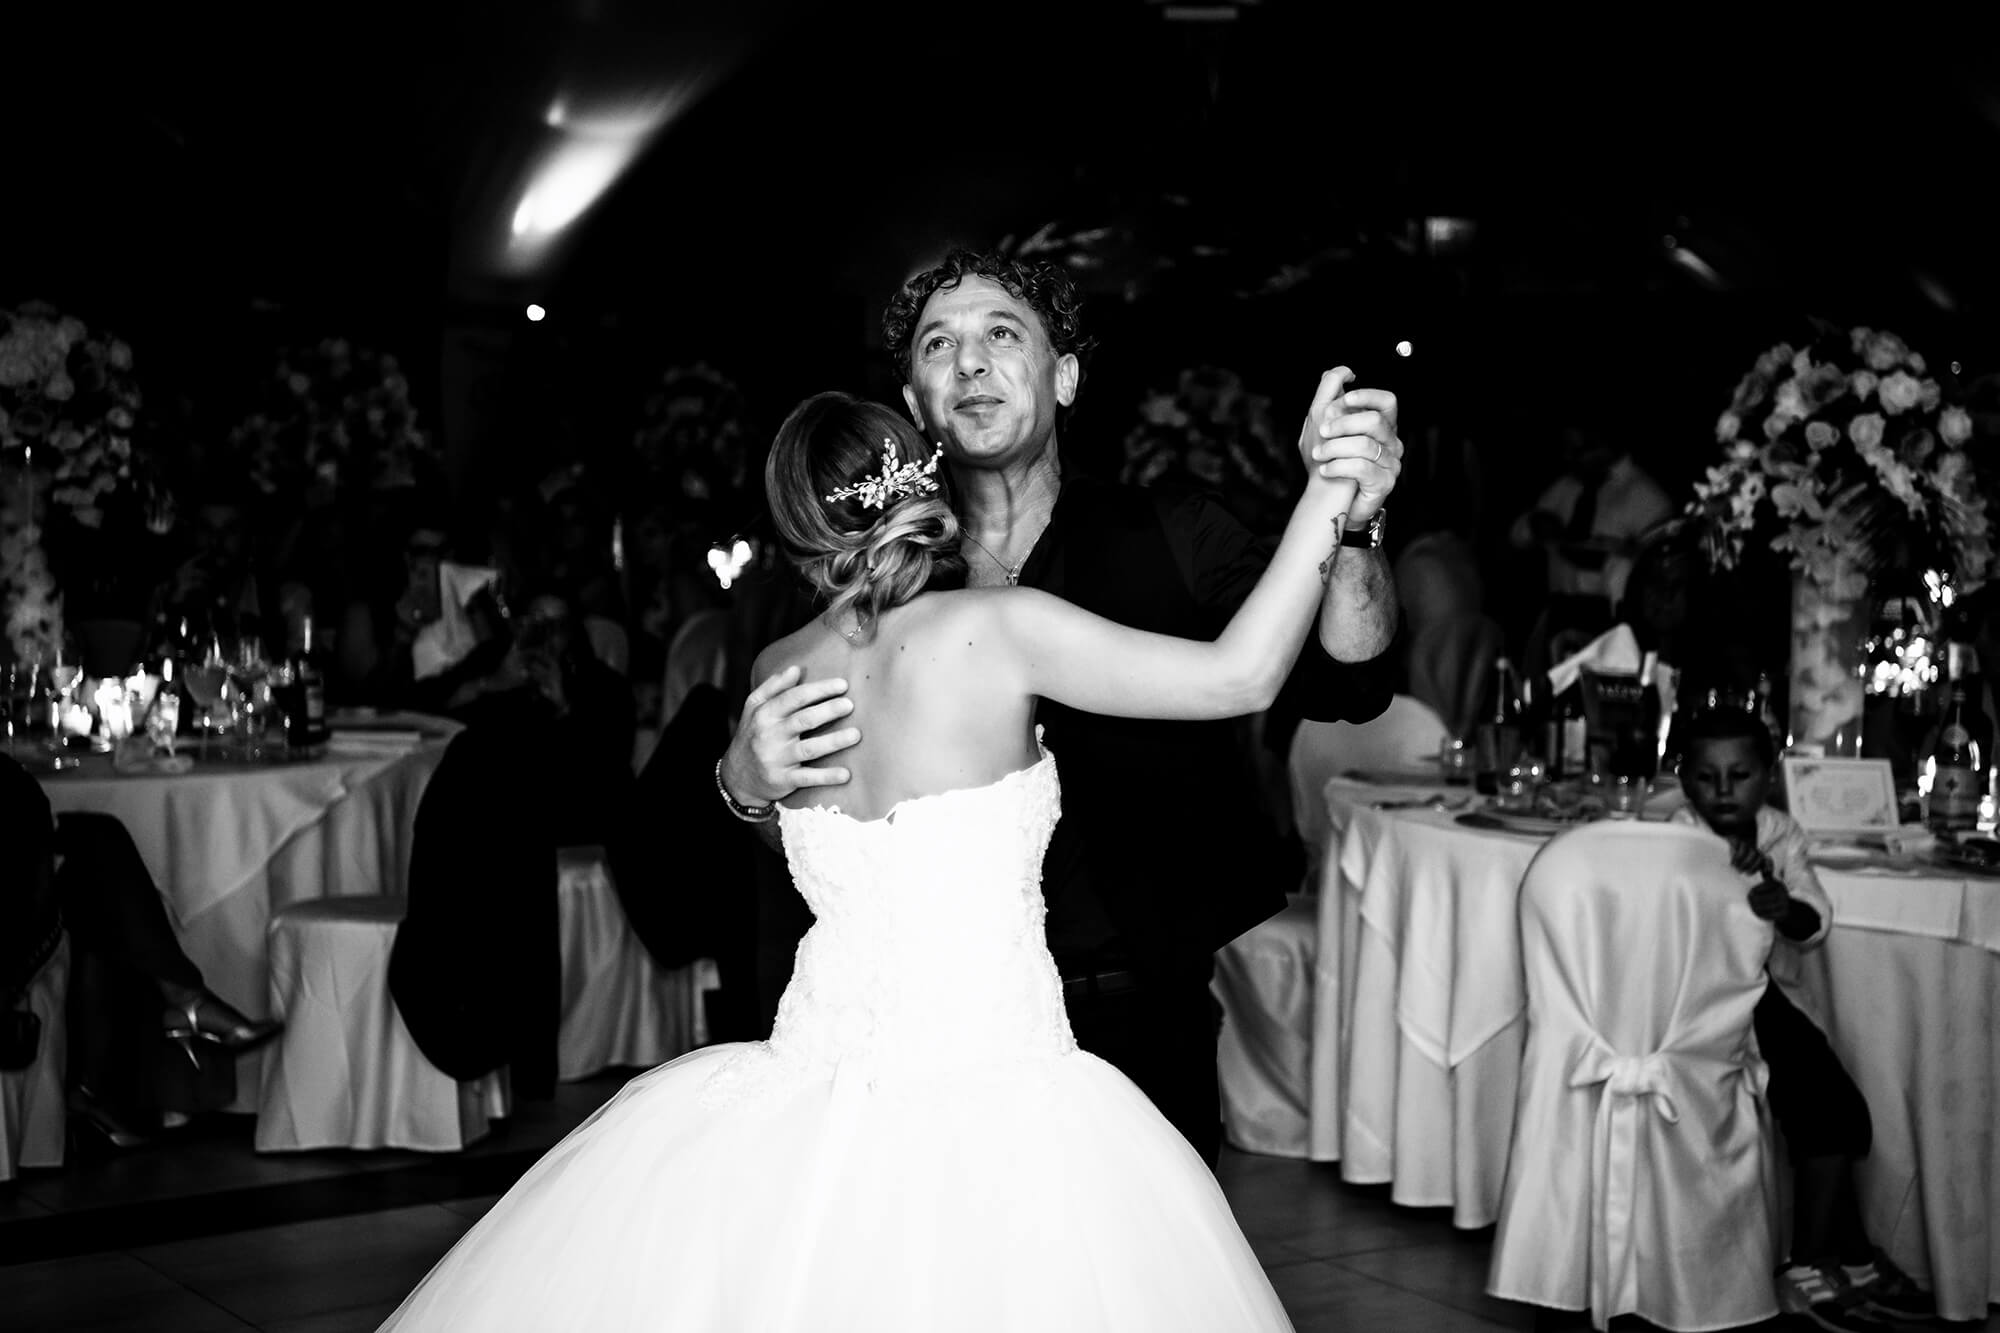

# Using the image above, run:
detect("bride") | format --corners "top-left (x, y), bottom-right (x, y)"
top-left (379, 376), bottom-right (1372, 1331)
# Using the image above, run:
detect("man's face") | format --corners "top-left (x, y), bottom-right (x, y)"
top-left (1681, 736), bottom-right (1770, 840)
top-left (900, 275), bottom-right (1078, 471)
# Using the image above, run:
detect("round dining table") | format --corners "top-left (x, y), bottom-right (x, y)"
top-left (1303, 775), bottom-right (2000, 1322)
top-left (34, 724), bottom-right (455, 1111)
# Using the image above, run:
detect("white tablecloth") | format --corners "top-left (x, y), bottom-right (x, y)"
top-left (39, 739), bottom-right (450, 1109)
top-left (1310, 778), bottom-right (2000, 1320)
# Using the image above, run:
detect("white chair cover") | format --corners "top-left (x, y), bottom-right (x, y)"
top-left (1288, 694), bottom-right (1450, 885)
top-left (256, 897), bottom-right (510, 1153)
top-left (1487, 822), bottom-right (1778, 1332)
top-left (0, 936), bottom-right (68, 1181)
top-left (1213, 895), bottom-right (1316, 1156)
top-left (556, 849), bottom-right (716, 1082)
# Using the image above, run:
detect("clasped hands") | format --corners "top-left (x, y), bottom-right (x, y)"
top-left (1296, 366), bottom-right (1402, 526)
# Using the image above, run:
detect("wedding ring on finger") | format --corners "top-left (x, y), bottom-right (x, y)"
top-left (1372, 441), bottom-right (1383, 463)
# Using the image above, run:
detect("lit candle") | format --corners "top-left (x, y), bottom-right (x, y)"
top-left (93, 677), bottom-right (132, 741)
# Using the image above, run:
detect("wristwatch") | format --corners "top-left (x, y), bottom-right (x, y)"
top-left (1339, 508), bottom-right (1387, 549)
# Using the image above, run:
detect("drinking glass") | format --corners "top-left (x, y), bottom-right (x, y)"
top-left (1437, 736), bottom-right (1474, 786)
top-left (1605, 773), bottom-right (1651, 819)
top-left (1498, 755), bottom-right (1546, 813)
top-left (2, 662), bottom-right (35, 758)
top-left (230, 635), bottom-right (273, 757)
top-left (183, 635), bottom-right (230, 758)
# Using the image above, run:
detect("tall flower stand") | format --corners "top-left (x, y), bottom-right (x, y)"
top-left (0, 456), bottom-right (62, 666)
top-left (1787, 572), bottom-right (1867, 757)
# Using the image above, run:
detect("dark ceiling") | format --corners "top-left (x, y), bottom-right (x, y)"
top-left (10, 2), bottom-right (2000, 494)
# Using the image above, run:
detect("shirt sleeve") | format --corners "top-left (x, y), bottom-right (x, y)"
top-left (1161, 488), bottom-right (1394, 727)
top-left (1761, 810), bottom-right (1833, 949)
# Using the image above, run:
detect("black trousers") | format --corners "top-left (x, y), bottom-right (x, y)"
top-left (1064, 976), bottom-right (1226, 1169)
top-left (1754, 982), bottom-right (1873, 1164)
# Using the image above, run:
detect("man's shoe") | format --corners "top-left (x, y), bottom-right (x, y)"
top-left (1842, 1256), bottom-right (1937, 1322)
top-left (1777, 1264), bottom-right (1891, 1332)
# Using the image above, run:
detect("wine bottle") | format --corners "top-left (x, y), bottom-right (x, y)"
top-left (1928, 677), bottom-right (1982, 836)
top-left (279, 614), bottom-right (330, 755)
top-left (1475, 656), bottom-right (1521, 797)
top-left (1545, 682), bottom-right (1587, 780)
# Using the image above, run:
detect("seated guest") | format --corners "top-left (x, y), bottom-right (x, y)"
top-left (1391, 467), bottom-right (1494, 740)
top-left (341, 514), bottom-right (516, 716)
top-left (1672, 710), bottom-right (1934, 1327)
top-left (0, 755), bottom-right (279, 1147)
top-left (1510, 422), bottom-right (1675, 683)
top-left (147, 479), bottom-right (276, 649)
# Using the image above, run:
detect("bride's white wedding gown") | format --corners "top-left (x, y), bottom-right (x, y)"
top-left (378, 744), bottom-right (1293, 1331)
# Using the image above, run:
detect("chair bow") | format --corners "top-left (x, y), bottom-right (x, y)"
top-left (1570, 1048), bottom-right (1681, 1123)
top-left (1569, 1041), bottom-right (1689, 1327)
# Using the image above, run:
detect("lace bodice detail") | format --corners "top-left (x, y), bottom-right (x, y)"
top-left (702, 745), bottom-right (1075, 1106)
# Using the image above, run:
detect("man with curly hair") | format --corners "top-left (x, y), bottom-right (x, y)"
top-left (719, 247), bottom-right (1402, 1164)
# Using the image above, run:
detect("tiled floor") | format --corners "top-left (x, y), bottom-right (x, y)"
top-left (4, 1077), bottom-right (1994, 1332)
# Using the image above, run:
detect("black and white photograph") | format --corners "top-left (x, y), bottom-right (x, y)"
top-left (4, 3), bottom-right (1998, 1329)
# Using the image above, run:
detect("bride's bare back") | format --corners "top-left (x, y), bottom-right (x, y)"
top-left (757, 590), bottom-right (1039, 822)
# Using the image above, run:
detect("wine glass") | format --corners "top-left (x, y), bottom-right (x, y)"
top-left (182, 633), bottom-right (230, 758)
top-left (2, 661), bottom-right (36, 758)
top-left (230, 634), bottom-right (273, 758)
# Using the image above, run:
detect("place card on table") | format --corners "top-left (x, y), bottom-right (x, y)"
top-left (1781, 756), bottom-right (1899, 836)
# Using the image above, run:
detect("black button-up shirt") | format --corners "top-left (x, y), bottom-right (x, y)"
top-left (1014, 474), bottom-right (1392, 982)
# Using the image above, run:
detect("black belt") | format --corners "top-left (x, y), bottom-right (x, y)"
top-left (1061, 969), bottom-right (1143, 1005)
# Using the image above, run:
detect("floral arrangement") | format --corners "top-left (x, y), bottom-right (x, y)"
top-left (0, 302), bottom-right (146, 532)
top-left (1691, 321), bottom-right (1992, 755)
top-left (1690, 321), bottom-right (1991, 600)
top-left (1120, 366), bottom-right (1294, 533)
top-left (0, 302), bottom-right (152, 663)
top-left (226, 337), bottom-right (438, 497)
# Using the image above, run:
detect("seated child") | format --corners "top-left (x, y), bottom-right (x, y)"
top-left (1673, 708), bottom-right (1936, 1330)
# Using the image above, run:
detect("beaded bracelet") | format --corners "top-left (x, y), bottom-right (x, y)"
top-left (714, 758), bottom-right (778, 823)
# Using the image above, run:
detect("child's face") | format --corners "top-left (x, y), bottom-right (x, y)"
top-left (1682, 736), bottom-right (1770, 839)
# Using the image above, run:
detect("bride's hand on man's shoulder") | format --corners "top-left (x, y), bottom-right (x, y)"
top-left (1295, 365), bottom-right (1403, 523)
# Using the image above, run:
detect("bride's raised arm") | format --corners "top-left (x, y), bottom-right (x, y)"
top-left (986, 367), bottom-right (1368, 722)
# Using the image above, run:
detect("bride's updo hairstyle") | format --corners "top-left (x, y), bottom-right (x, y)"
top-left (766, 391), bottom-right (967, 639)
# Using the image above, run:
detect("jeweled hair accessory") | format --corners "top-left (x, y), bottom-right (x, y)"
top-left (824, 439), bottom-right (944, 510)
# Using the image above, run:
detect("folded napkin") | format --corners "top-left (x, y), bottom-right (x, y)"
top-left (412, 562), bottom-right (500, 681)
top-left (1545, 623), bottom-right (1643, 695)
top-left (327, 729), bottom-right (425, 755)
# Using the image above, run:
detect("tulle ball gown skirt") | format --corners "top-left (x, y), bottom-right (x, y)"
top-left (375, 1042), bottom-right (1295, 1331)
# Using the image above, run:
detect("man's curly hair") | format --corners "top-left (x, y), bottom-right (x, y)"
top-left (881, 248), bottom-right (1098, 385)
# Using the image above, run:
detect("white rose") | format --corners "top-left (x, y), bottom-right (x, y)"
top-left (1792, 349), bottom-right (1814, 375)
top-left (1909, 352), bottom-right (1927, 375)
top-left (1805, 420), bottom-right (1838, 450)
top-left (1878, 371), bottom-right (1922, 414)
top-left (1717, 411), bottom-right (1741, 441)
top-left (1866, 331), bottom-right (1909, 371)
top-left (1774, 381), bottom-right (1806, 418)
top-left (1919, 379), bottom-right (1941, 412)
top-left (1940, 406), bottom-right (1974, 446)
top-left (45, 373), bottom-right (74, 402)
top-left (1849, 413), bottom-right (1886, 451)
top-left (1851, 370), bottom-right (1879, 401)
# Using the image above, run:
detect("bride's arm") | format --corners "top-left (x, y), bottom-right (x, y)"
top-left (990, 370), bottom-right (1367, 721)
